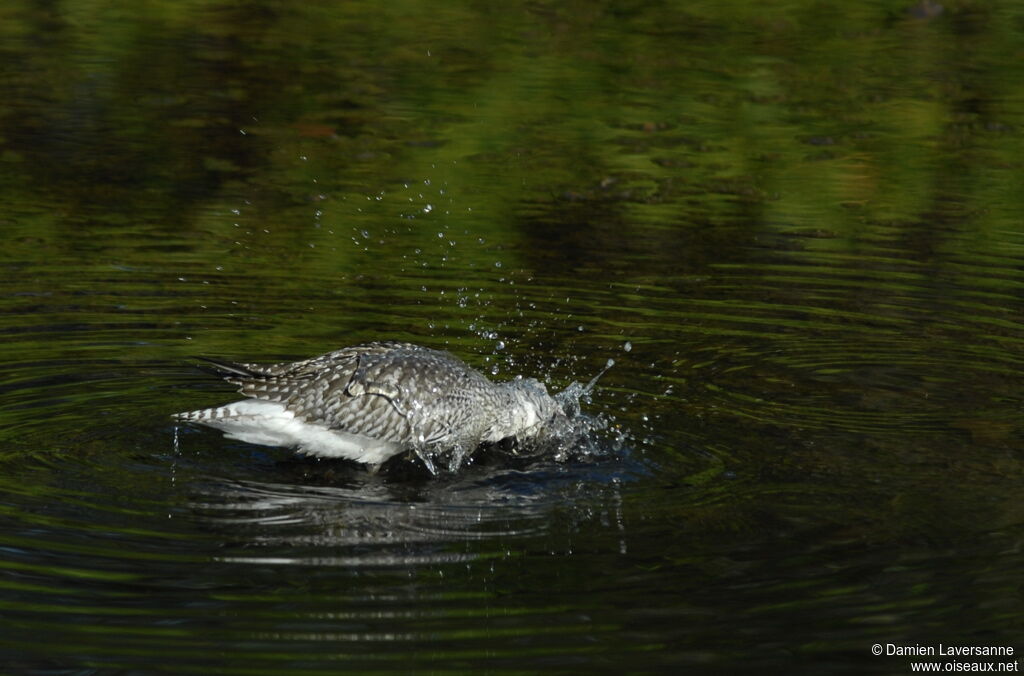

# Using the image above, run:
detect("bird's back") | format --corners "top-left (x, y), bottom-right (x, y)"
top-left (175, 341), bottom-right (570, 472)
top-left (209, 342), bottom-right (498, 448)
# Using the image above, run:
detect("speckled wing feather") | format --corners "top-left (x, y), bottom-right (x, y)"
top-left (207, 342), bottom-right (492, 448)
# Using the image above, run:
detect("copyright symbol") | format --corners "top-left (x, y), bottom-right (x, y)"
top-left (872, 644), bottom-right (883, 656)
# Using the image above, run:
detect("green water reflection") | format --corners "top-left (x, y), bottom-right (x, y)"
top-left (0, 1), bottom-right (1022, 674)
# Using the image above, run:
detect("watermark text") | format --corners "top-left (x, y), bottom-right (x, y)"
top-left (872, 643), bottom-right (1017, 673)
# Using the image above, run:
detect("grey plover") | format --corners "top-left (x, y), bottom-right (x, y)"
top-left (174, 341), bottom-right (601, 473)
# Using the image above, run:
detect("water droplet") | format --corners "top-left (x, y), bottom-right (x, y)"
top-left (494, 261), bottom-right (502, 268)
top-left (624, 341), bottom-right (632, 352)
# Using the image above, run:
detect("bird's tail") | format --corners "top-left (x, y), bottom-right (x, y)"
top-left (193, 356), bottom-right (258, 378)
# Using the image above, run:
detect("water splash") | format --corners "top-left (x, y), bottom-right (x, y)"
top-left (404, 357), bottom-right (620, 476)
top-left (554, 357), bottom-right (615, 418)
top-left (514, 357), bottom-right (621, 464)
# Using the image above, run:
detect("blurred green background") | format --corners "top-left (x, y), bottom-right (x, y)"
top-left (1, 1), bottom-right (1023, 673)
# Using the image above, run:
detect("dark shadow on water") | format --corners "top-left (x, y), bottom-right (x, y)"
top-left (174, 427), bottom-right (648, 557)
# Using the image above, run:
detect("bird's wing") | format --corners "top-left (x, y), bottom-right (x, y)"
top-left (204, 343), bottom-right (485, 446)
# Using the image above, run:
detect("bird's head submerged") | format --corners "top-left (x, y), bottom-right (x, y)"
top-left (491, 376), bottom-right (561, 444)
top-left (498, 358), bottom-right (614, 446)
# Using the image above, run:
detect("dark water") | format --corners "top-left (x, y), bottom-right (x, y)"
top-left (2, 2), bottom-right (1023, 673)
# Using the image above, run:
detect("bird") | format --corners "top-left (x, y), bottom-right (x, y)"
top-left (173, 341), bottom-right (604, 474)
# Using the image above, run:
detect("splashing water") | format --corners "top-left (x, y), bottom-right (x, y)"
top-left (406, 357), bottom-right (618, 474)
top-left (512, 357), bottom-right (620, 465)
top-left (554, 358), bottom-right (615, 419)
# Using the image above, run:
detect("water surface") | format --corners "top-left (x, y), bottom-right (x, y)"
top-left (1, 1), bottom-right (1023, 673)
